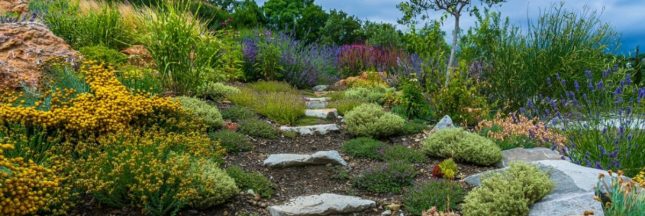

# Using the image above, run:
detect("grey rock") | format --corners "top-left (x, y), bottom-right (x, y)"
top-left (305, 108), bottom-right (338, 119)
top-left (306, 100), bottom-right (327, 109)
top-left (312, 85), bottom-right (329, 92)
top-left (280, 124), bottom-right (340, 135)
top-left (381, 210), bottom-right (392, 216)
top-left (497, 147), bottom-right (563, 168)
top-left (264, 151), bottom-right (347, 168)
top-left (304, 97), bottom-right (330, 102)
top-left (433, 115), bottom-right (454, 130)
top-left (269, 193), bottom-right (375, 216)
top-left (464, 160), bottom-right (613, 216)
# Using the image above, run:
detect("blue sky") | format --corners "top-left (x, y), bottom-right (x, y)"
top-left (256, 0), bottom-right (645, 54)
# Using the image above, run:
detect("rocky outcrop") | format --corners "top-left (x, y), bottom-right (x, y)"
top-left (263, 150), bottom-right (347, 168)
top-left (268, 193), bottom-right (375, 216)
top-left (0, 0), bottom-right (29, 14)
top-left (464, 160), bottom-right (614, 216)
top-left (0, 22), bottom-right (80, 89)
top-left (496, 147), bottom-right (563, 168)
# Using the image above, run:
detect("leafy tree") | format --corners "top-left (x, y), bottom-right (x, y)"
top-left (402, 22), bottom-right (450, 90)
top-left (230, 0), bottom-right (265, 28)
top-left (207, 0), bottom-right (238, 12)
top-left (398, 0), bottom-right (505, 87)
top-left (319, 9), bottom-right (363, 45)
top-left (262, 0), bottom-right (329, 43)
top-left (361, 21), bottom-right (403, 49)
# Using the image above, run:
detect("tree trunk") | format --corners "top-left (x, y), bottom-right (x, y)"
top-left (445, 14), bottom-right (460, 88)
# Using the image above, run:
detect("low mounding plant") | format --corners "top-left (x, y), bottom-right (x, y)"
top-left (462, 162), bottom-right (553, 216)
top-left (353, 161), bottom-right (417, 194)
top-left (341, 137), bottom-right (386, 160)
top-left (221, 106), bottom-right (258, 122)
top-left (209, 130), bottom-right (252, 153)
top-left (79, 45), bottom-right (128, 66)
top-left (596, 171), bottom-right (645, 215)
top-left (345, 103), bottom-right (405, 138)
top-left (437, 158), bottom-right (458, 180)
top-left (476, 113), bottom-right (566, 148)
top-left (175, 96), bottom-right (224, 129)
top-left (383, 145), bottom-right (427, 163)
top-left (403, 181), bottom-right (466, 215)
top-left (75, 131), bottom-right (237, 215)
top-left (238, 119), bottom-right (278, 139)
top-left (196, 82), bottom-right (240, 100)
top-left (328, 98), bottom-right (366, 116)
top-left (422, 128), bottom-right (502, 166)
top-left (226, 166), bottom-right (275, 198)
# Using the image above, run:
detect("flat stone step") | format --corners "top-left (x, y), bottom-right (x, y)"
top-left (268, 193), bottom-right (376, 216)
top-left (304, 97), bottom-right (330, 102)
top-left (263, 150), bottom-right (347, 168)
top-left (306, 100), bottom-right (327, 109)
top-left (305, 108), bottom-right (337, 119)
top-left (280, 124), bottom-right (340, 135)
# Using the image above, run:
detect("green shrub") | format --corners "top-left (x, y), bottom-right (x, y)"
top-left (116, 66), bottom-right (163, 95)
top-left (209, 131), bottom-right (252, 153)
top-left (400, 119), bottom-right (428, 135)
top-left (79, 45), bottom-right (128, 66)
top-left (227, 85), bottom-right (305, 125)
top-left (382, 145), bottom-right (426, 163)
top-left (353, 161), bottom-right (417, 194)
top-left (226, 166), bottom-right (275, 198)
top-left (462, 162), bottom-right (553, 216)
top-left (392, 78), bottom-right (432, 120)
top-left (431, 71), bottom-right (490, 127)
top-left (328, 98), bottom-right (366, 116)
top-left (221, 106), bottom-right (257, 122)
top-left (438, 158), bottom-right (458, 180)
top-left (344, 87), bottom-right (393, 104)
top-left (422, 128), bottom-right (502, 166)
top-left (175, 96), bottom-right (224, 129)
top-left (495, 135), bottom-right (539, 150)
top-left (249, 81), bottom-right (296, 93)
top-left (196, 82), bottom-right (240, 100)
top-left (187, 158), bottom-right (240, 209)
top-left (238, 119), bottom-right (278, 139)
top-left (342, 137), bottom-right (386, 160)
top-left (403, 181), bottom-right (466, 215)
top-left (345, 103), bottom-right (405, 138)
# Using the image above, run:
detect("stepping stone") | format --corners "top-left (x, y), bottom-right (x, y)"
top-left (264, 150), bottom-right (347, 168)
top-left (304, 97), bottom-right (330, 102)
top-left (306, 100), bottom-right (327, 109)
top-left (312, 85), bottom-right (329, 92)
top-left (496, 147), bottom-right (563, 168)
top-left (268, 193), bottom-right (376, 216)
top-left (464, 160), bottom-right (623, 216)
top-left (305, 108), bottom-right (337, 119)
top-left (280, 124), bottom-right (340, 135)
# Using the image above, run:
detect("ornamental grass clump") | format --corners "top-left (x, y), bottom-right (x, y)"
top-left (596, 170), bottom-right (645, 216)
top-left (0, 143), bottom-right (62, 216)
top-left (462, 162), bottom-right (553, 216)
top-left (227, 83), bottom-right (304, 125)
top-left (422, 128), bottom-right (502, 166)
top-left (344, 103), bottom-right (405, 138)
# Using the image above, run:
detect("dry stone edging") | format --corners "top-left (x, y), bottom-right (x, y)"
top-left (263, 150), bottom-right (347, 168)
top-left (280, 124), bottom-right (340, 135)
top-left (268, 193), bottom-right (376, 216)
top-left (464, 160), bottom-right (616, 216)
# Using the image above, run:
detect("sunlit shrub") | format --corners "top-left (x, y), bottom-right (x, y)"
top-left (209, 130), bottom-right (252, 153)
top-left (328, 98), bottom-right (366, 116)
top-left (431, 70), bottom-right (490, 127)
top-left (0, 143), bottom-right (62, 216)
top-left (382, 145), bottom-right (426, 163)
top-left (462, 162), bottom-right (553, 216)
top-left (79, 45), bottom-right (128, 66)
top-left (345, 103), bottom-right (405, 138)
top-left (74, 130), bottom-right (234, 214)
top-left (477, 113), bottom-right (566, 148)
top-left (227, 84), bottom-right (304, 125)
top-left (238, 119), bottom-right (278, 139)
top-left (422, 128), bottom-right (501, 166)
top-left (196, 82), bottom-right (240, 100)
top-left (116, 65), bottom-right (163, 95)
top-left (221, 106), bottom-right (257, 122)
top-left (392, 78), bottom-right (432, 120)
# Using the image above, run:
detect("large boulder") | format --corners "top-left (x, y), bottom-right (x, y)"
top-left (0, 0), bottom-right (29, 14)
top-left (496, 147), bottom-right (563, 168)
top-left (268, 193), bottom-right (375, 216)
top-left (464, 160), bottom-right (611, 216)
top-left (0, 22), bottom-right (80, 90)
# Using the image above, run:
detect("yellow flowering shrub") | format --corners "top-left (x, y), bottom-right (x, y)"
top-left (74, 130), bottom-right (234, 214)
top-left (477, 113), bottom-right (567, 147)
top-left (0, 62), bottom-right (180, 134)
top-left (634, 168), bottom-right (645, 187)
top-left (0, 143), bottom-right (62, 216)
